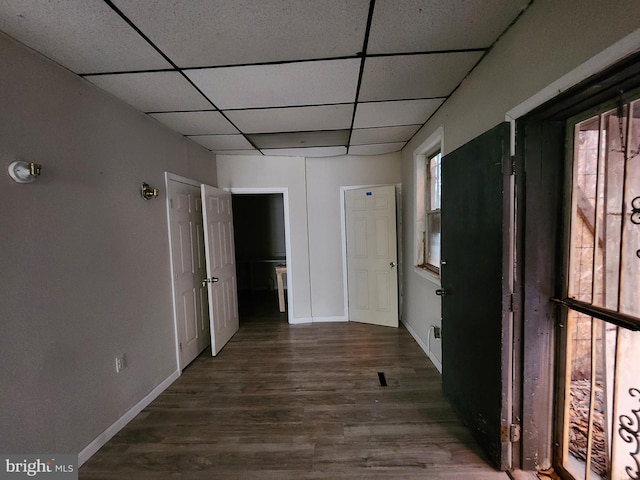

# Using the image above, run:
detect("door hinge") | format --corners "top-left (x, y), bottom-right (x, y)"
top-left (502, 423), bottom-right (521, 443)
top-left (503, 155), bottom-right (516, 176)
top-left (179, 342), bottom-right (183, 352)
top-left (510, 424), bottom-right (521, 443)
top-left (170, 198), bottom-right (174, 209)
top-left (508, 293), bottom-right (515, 312)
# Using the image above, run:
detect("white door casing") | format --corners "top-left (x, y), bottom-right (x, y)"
top-left (345, 185), bottom-right (399, 327)
top-left (201, 185), bottom-right (239, 355)
top-left (167, 177), bottom-right (210, 370)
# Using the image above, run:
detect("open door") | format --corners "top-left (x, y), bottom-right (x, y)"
top-left (201, 185), bottom-right (239, 356)
top-left (440, 123), bottom-right (513, 469)
top-left (345, 185), bottom-right (398, 327)
top-left (166, 176), bottom-right (211, 370)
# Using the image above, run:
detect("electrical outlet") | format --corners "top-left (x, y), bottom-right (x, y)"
top-left (433, 326), bottom-right (441, 339)
top-left (115, 354), bottom-right (127, 373)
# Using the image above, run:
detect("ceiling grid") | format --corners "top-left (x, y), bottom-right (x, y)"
top-left (0, 0), bottom-right (531, 157)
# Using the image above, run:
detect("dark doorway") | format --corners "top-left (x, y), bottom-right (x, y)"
top-left (232, 193), bottom-right (287, 321)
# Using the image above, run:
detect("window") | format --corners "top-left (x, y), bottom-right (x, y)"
top-left (424, 151), bottom-right (442, 272)
top-left (414, 127), bottom-right (443, 277)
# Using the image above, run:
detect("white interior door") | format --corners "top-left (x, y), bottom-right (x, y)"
top-left (167, 178), bottom-right (210, 370)
top-left (201, 185), bottom-right (239, 355)
top-left (345, 185), bottom-right (399, 327)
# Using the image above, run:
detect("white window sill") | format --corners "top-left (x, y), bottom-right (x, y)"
top-left (413, 265), bottom-right (441, 287)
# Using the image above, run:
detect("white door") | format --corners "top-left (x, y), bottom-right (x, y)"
top-left (345, 185), bottom-right (398, 327)
top-left (201, 185), bottom-right (239, 355)
top-left (167, 179), bottom-right (210, 370)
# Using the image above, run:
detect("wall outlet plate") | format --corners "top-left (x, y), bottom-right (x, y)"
top-left (433, 326), bottom-right (441, 339)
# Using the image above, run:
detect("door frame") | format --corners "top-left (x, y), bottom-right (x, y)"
top-left (510, 51), bottom-right (640, 473)
top-left (340, 184), bottom-right (402, 322)
top-left (228, 187), bottom-right (294, 324)
top-left (165, 172), bottom-right (210, 372)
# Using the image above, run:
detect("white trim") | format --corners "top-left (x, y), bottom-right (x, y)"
top-left (413, 265), bottom-right (441, 287)
top-left (313, 315), bottom-right (349, 323)
top-left (78, 370), bottom-right (180, 466)
top-left (413, 126), bottom-right (444, 271)
top-left (227, 187), bottom-right (295, 324)
top-left (289, 316), bottom-right (313, 325)
top-left (506, 28), bottom-right (640, 154)
top-left (402, 320), bottom-right (442, 373)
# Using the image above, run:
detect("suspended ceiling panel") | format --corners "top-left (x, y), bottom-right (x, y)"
top-left (86, 72), bottom-right (212, 112)
top-left (368, 0), bottom-right (530, 53)
top-left (149, 111), bottom-right (238, 136)
top-left (350, 125), bottom-right (422, 145)
top-left (0, 0), bottom-right (171, 73)
top-left (185, 60), bottom-right (361, 110)
top-left (188, 135), bottom-right (254, 151)
top-left (359, 52), bottom-right (485, 102)
top-left (112, 0), bottom-right (371, 67)
top-left (225, 105), bottom-right (354, 134)
top-left (353, 99), bottom-right (445, 129)
top-left (0, 1), bottom-right (529, 156)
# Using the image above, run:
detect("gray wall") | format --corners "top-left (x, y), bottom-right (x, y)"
top-left (0, 32), bottom-right (217, 454)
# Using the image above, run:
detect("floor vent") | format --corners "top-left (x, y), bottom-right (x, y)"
top-left (377, 372), bottom-right (388, 387)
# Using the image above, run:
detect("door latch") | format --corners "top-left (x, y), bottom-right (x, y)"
top-left (435, 289), bottom-right (447, 296)
top-left (202, 277), bottom-right (219, 287)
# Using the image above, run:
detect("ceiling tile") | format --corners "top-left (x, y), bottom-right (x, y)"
top-left (86, 72), bottom-right (212, 112)
top-left (353, 99), bottom-right (444, 128)
top-left (368, 0), bottom-right (529, 54)
top-left (112, 0), bottom-right (369, 67)
top-left (359, 53), bottom-right (484, 102)
top-left (185, 59), bottom-right (361, 109)
top-left (225, 105), bottom-right (354, 134)
top-left (150, 111), bottom-right (237, 135)
top-left (262, 146), bottom-right (347, 157)
top-left (213, 150), bottom-right (261, 156)
top-left (0, 0), bottom-right (171, 73)
top-left (350, 125), bottom-right (421, 145)
top-left (349, 143), bottom-right (406, 155)
top-left (249, 131), bottom-right (349, 149)
top-left (187, 135), bottom-right (253, 151)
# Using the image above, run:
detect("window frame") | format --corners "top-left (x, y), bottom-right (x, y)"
top-left (413, 127), bottom-right (444, 283)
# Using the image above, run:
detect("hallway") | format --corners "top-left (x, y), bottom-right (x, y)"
top-left (80, 293), bottom-right (508, 479)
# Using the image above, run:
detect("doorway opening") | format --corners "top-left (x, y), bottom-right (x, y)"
top-left (515, 52), bottom-right (640, 476)
top-left (230, 189), bottom-right (293, 324)
top-left (556, 92), bottom-right (640, 480)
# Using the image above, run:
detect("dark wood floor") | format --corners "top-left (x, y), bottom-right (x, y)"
top-left (80, 291), bottom-right (508, 479)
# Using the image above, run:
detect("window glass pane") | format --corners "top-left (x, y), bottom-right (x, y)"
top-left (426, 211), bottom-right (441, 268)
top-left (569, 117), bottom-right (599, 303)
top-left (429, 152), bottom-right (442, 210)
top-left (620, 99), bottom-right (640, 317)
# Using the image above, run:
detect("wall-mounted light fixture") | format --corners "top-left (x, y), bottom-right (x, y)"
top-left (140, 182), bottom-right (159, 200)
top-left (8, 160), bottom-right (42, 184)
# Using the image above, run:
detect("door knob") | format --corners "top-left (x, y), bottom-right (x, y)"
top-left (435, 289), bottom-right (447, 296)
top-left (390, 261), bottom-right (396, 268)
top-left (202, 277), bottom-right (219, 287)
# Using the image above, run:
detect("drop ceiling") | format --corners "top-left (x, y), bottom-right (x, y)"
top-left (0, 0), bottom-right (529, 157)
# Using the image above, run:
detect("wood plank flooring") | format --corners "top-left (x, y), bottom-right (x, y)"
top-left (80, 292), bottom-right (509, 479)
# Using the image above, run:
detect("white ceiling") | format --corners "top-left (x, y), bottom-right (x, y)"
top-left (0, 0), bottom-right (530, 157)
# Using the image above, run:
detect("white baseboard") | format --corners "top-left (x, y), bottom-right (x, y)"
top-left (289, 316), bottom-right (312, 325)
top-left (312, 315), bottom-right (348, 323)
top-left (78, 369), bottom-right (180, 466)
top-left (402, 320), bottom-right (442, 373)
